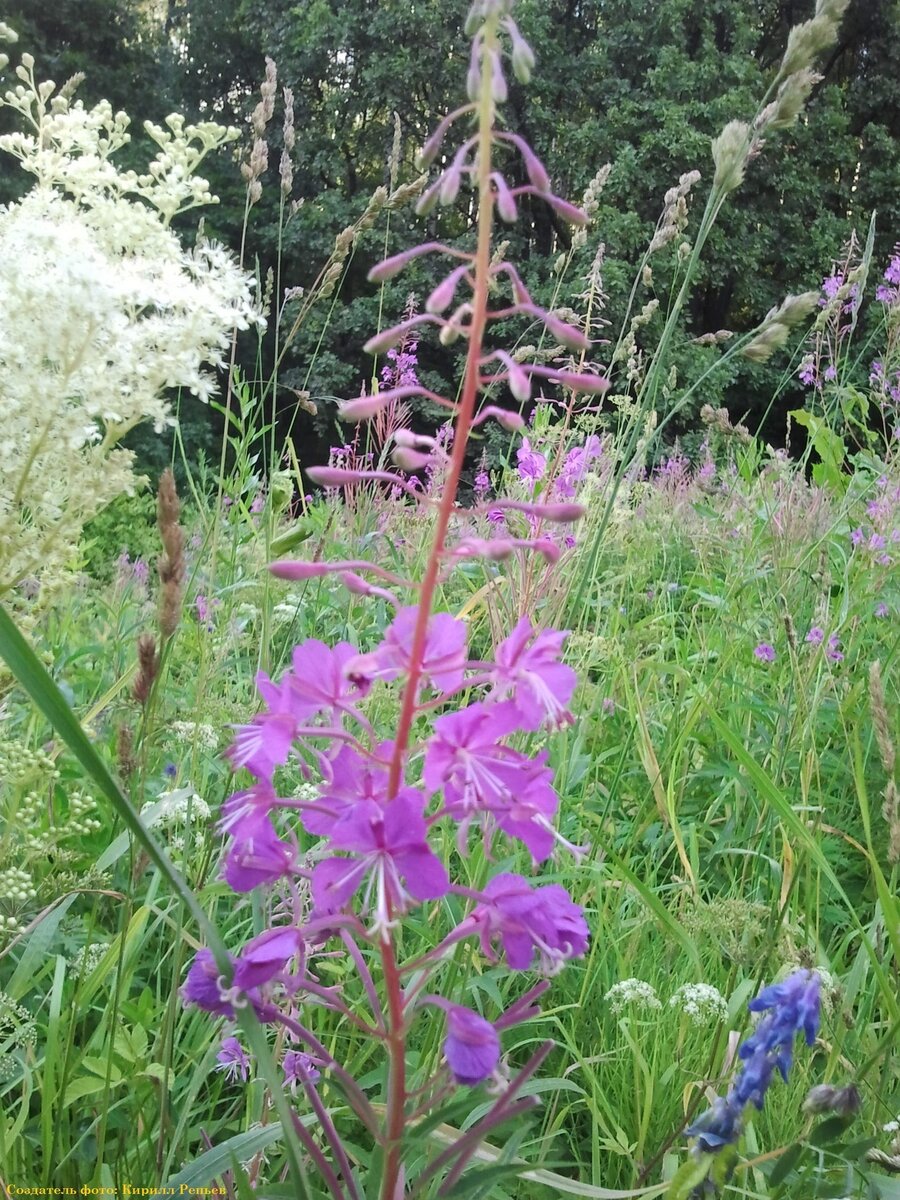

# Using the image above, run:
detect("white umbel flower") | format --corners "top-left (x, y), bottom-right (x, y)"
top-left (604, 979), bottom-right (662, 1014)
top-left (668, 983), bottom-right (729, 1025)
top-left (141, 787), bottom-right (211, 829)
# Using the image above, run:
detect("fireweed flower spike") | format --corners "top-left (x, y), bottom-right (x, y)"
top-left (182, 4), bottom-right (594, 1195)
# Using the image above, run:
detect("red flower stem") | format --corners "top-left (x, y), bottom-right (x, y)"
top-left (378, 16), bottom-right (500, 1200)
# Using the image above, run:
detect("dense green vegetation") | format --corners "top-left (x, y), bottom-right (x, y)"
top-left (0, 1), bottom-right (898, 1197)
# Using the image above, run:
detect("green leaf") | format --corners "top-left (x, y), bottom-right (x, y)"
top-left (80, 1056), bottom-right (123, 1083)
top-left (809, 1115), bottom-right (852, 1147)
top-left (154, 1124), bottom-right (288, 1196)
top-left (62, 1075), bottom-right (109, 1107)
top-left (441, 1161), bottom-right (529, 1197)
top-left (767, 1141), bottom-right (805, 1187)
top-left (789, 409), bottom-right (846, 490)
top-left (663, 1155), bottom-right (712, 1200)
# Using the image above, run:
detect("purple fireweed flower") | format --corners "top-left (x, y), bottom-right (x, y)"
top-left (283, 1049), bottom-right (321, 1090)
top-left (798, 355), bottom-right (817, 388)
top-left (516, 437), bottom-right (546, 487)
top-left (490, 616), bottom-right (576, 729)
top-left (303, 742), bottom-right (393, 836)
top-left (472, 873), bottom-right (589, 973)
top-left (826, 634), bottom-right (844, 662)
top-left (806, 626), bottom-right (824, 646)
top-left (233, 926), bottom-right (305, 992)
top-left (555, 435), bottom-right (603, 498)
top-left (424, 700), bottom-right (524, 806)
top-left (182, 948), bottom-right (245, 1017)
top-left (226, 640), bottom-right (367, 779)
top-left (443, 1005), bottom-right (501, 1086)
top-left (311, 790), bottom-right (450, 929)
top-left (883, 251), bottom-right (900, 287)
top-left (474, 468), bottom-right (490, 497)
top-left (754, 643), bottom-right (776, 663)
top-left (219, 780), bottom-right (282, 839)
top-left (344, 607), bottom-right (468, 694)
top-left (423, 702), bottom-right (564, 860)
top-left (687, 969), bottom-right (820, 1152)
top-left (223, 817), bottom-right (298, 892)
top-left (850, 527), bottom-right (865, 547)
top-left (215, 1036), bottom-right (251, 1083)
top-left (495, 751), bottom-right (563, 861)
top-left (822, 272), bottom-right (844, 301)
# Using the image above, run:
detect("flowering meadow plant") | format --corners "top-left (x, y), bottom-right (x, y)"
top-left (181, 2), bottom-right (602, 1193)
top-left (0, 27), bottom-right (261, 595)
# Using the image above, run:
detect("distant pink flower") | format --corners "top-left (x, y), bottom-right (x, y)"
top-left (283, 1050), bottom-right (320, 1089)
top-left (875, 602), bottom-right (889, 618)
top-left (826, 634), bottom-right (844, 662)
top-left (754, 643), bottom-right (776, 663)
top-left (516, 437), bottom-right (546, 487)
top-left (822, 272), bottom-right (844, 301)
top-left (798, 356), bottom-right (817, 388)
top-left (805, 627), bottom-right (824, 646)
top-left (216, 1037), bottom-right (250, 1083)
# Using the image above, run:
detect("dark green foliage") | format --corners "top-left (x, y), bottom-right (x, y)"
top-left (7, 0), bottom-right (900, 459)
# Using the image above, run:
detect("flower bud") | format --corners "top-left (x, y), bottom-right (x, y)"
top-left (802, 1084), bottom-right (860, 1118)
top-left (391, 446), bottom-right (433, 472)
top-left (426, 265), bottom-right (470, 314)
top-left (368, 242), bottom-right (447, 283)
top-left (492, 172), bottom-right (518, 222)
top-left (507, 18), bottom-right (536, 84)
top-left (546, 194), bottom-right (589, 226)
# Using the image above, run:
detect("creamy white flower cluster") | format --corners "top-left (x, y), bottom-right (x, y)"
top-left (140, 786), bottom-right (212, 829)
top-left (0, 37), bottom-right (263, 590)
top-left (604, 978), bottom-right (729, 1025)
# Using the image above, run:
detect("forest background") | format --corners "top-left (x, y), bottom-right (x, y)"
top-left (7, 0), bottom-right (900, 480)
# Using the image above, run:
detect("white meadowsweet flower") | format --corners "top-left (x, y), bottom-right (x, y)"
top-left (668, 983), bottom-right (729, 1025)
top-left (604, 979), bottom-right (662, 1014)
top-left (0, 49), bottom-right (263, 592)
